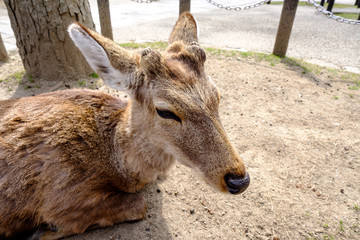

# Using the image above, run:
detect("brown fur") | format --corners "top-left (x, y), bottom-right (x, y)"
top-left (0, 12), bottom-right (248, 239)
top-left (169, 12), bottom-right (198, 44)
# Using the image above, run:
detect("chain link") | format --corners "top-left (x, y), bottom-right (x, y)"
top-left (308, 0), bottom-right (360, 25)
top-left (131, 0), bottom-right (158, 3)
top-left (206, 0), bottom-right (270, 11)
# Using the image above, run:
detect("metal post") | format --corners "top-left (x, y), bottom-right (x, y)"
top-left (326, 0), bottom-right (335, 11)
top-left (97, 0), bottom-right (113, 40)
top-left (273, 0), bottom-right (299, 57)
top-left (179, 0), bottom-right (191, 15)
top-left (0, 34), bottom-right (8, 62)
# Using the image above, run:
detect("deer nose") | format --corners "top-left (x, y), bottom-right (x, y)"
top-left (224, 172), bottom-right (250, 194)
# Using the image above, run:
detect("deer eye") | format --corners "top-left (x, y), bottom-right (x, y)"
top-left (156, 109), bottom-right (181, 123)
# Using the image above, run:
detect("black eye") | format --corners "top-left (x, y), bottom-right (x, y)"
top-left (156, 109), bottom-right (181, 123)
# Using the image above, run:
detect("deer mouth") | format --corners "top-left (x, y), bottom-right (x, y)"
top-left (224, 172), bottom-right (250, 194)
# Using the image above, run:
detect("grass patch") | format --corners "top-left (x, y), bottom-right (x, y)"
top-left (348, 80), bottom-right (360, 90)
top-left (322, 235), bottom-right (335, 240)
top-left (349, 85), bottom-right (359, 90)
top-left (270, 1), bottom-right (310, 6)
top-left (78, 80), bottom-right (86, 86)
top-left (13, 70), bottom-right (25, 83)
top-left (271, 1), bottom-right (358, 9)
top-left (322, 3), bottom-right (358, 9)
top-left (119, 41), bottom-right (168, 50)
top-left (90, 72), bottom-right (99, 78)
top-left (28, 74), bottom-right (34, 83)
top-left (354, 204), bottom-right (360, 211)
top-left (282, 58), bottom-right (319, 74)
top-left (205, 47), bottom-right (282, 66)
top-left (337, 13), bottom-right (359, 20)
top-left (339, 220), bottom-right (344, 232)
top-left (1, 70), bottom-right (26, 84)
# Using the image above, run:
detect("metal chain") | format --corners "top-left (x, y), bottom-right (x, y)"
top-left (308, 0), bottom-right (360, 25)
top-left (206, 0), bottom-right (271, 10)
top-left (131, 0), bottom-right (158, 3)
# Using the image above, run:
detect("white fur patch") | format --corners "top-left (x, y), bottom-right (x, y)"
top-left (68, 24), bottom-right (128, 91)
top-left (193, 15), bottom-right (200, 41)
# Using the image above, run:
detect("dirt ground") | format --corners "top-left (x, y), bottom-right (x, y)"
top-left (1, 49), bottom-right (359, 240)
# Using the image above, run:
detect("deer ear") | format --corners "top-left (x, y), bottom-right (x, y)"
top-left (68, 23), bottom-right (142, 93)
top-left (169, 12), bottom-right (199, 44)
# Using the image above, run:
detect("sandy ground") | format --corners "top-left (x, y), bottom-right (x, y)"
top-left (1, 47), bottom-right (359, 240)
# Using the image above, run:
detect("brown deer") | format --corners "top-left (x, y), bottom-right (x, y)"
top-left (0, 12), bottom-right (249, 240)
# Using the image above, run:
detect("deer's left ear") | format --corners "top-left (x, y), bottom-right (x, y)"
top-left (169, 12), bottom-right (199, 45)
top-left (68, 23), bottom-right (143, 94)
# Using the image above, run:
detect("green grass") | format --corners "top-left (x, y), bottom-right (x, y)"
top-left (354, 204), bottom-right (360, 211)
top-left (90, 72), bottom-right (99, 78)
top-left (322, 235), bottom-right (335, 240)
top-left (119, 41), bottom-right (168, 50)
top-left (282, 58), bottom-right (318, 74)
top-left (271, 1), bottom-right (358, 9)
top-left (78, 80), bottom-right (86, 86)
top-left (337, 13), bottom-right (359, 20)
top-left (348, 80), bottom-right (360, 90)
top-left (323, 3), bottom-right (358, 9)
top-left (270, 1), bottom-right (309, 6)
top-left (13, 70), bottom-right (25, 83)
top-left (28, 74), bottom-right (34, 83)
top-left (339, 220), bottom-right (344, 232)
top-left (1, 70), bottom-right (25, 84)
top-left (205, 47), bottom-right (282, 66)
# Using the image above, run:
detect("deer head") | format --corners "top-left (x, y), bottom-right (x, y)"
top-left (68, 12), bottom-right (249, 194)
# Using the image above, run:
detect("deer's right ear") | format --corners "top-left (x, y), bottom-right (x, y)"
top-left (169, 12), bottom-right (198, 45)
top-left (68, 23), bottom-right (142, 93)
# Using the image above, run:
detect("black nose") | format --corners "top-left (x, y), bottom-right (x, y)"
top-left (224, 172), bottom-right (250, 194)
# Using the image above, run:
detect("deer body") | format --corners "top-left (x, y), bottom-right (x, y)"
top-left (0, 13), bottom-right (249, 240)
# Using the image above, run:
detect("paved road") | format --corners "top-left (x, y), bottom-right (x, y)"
top-left (1, 0), bottom-right (359, 73)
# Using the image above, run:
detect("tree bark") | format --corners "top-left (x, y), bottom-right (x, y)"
top-left (97, 0), bottom-right (113, 40)
top-left (273, 0), bottom-right (299, 57)
top-left (4, 0), bottom-right (95, 82)
top-left (179, 0), bottom-right (191, 15)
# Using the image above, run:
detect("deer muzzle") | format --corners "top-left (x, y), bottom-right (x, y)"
top-left (224, 172), bottom-right (250, 194)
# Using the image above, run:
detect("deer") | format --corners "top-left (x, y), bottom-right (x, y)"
top-left (0, 12), bottom-right (250, 240)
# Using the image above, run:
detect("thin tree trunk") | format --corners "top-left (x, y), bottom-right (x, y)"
top-left (97, 0), bottom-right (113, 40)
top-left (4, 0), bottom-right (95, 82)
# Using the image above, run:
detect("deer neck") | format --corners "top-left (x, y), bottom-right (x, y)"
top-left (112, 101), bottom-right (175, 192)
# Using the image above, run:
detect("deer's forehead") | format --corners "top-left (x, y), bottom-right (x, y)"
top-left (163, 58), bottom-right (199, 85)
top-left (154, 77), bottom-right (219, 112)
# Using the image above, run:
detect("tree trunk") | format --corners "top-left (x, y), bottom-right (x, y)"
top-left (4, 0), bottom-right (95, 82)
top-left (97, 0), bottom-right (113, 40)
